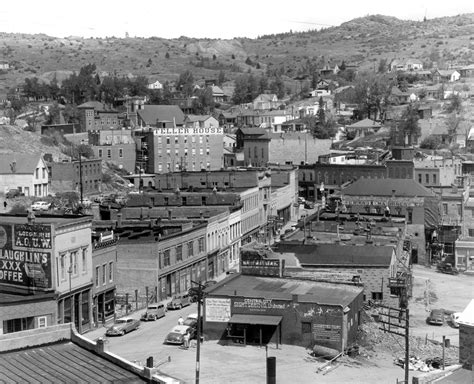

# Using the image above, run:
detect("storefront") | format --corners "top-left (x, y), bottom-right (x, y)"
top-left (203, 274), bottom-right (364, 351)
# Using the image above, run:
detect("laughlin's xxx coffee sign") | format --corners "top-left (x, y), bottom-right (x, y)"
top-left (0, 223), bottom-right (53, 290)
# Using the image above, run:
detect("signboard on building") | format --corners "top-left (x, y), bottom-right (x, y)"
top-left (312, 323), bottom-right (341, 343)
top-left (205, 298), bottom-right (231, 322)
top-left (232, 298), bottom-right (287, 313)
top-left (341, 196), bottom-right (424, 207)
top-left (240, 258), bottom-right (284, 277)
top-left (153, 127), bottom-right (223, 136)
top-left (0, 223), bottom-right (53, 290)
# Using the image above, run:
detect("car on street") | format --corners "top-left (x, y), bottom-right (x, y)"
top-left (450, 312), bottom-right (462, 328)
top-left (80, 198), bottom-right (92, 208)
top-left (167, 293), bottom-right (191, 310)
top-left (140, 302), bottom-right (166, 321)
top-left (427, 309), bottom-right (444, 326)
top-left (183, 313), bottom-right (198, 328)
top-left (105, 317), bottom-right (140, 336)
top-left (31, 201), bottom-right (51, 211)
top-left (6, 189), bottom-right (24, 198)
top-left (164, 325), bottom-right (195, 345)
top-left (436, 262), bottom-right (459, 275)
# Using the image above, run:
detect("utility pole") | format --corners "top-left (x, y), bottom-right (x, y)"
top-left (78, 147), bottom-right (83, 205)
top-left (191, 280), bottom-right (206, 384)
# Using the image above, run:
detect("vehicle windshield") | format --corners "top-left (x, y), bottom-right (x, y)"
top-left (116, 319), bottom-right (127, 324)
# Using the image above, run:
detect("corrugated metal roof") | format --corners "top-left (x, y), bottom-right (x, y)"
top-left (208, 274), bottom-right (362, 306)
top-left (0, 342), bottom-right (147, 383)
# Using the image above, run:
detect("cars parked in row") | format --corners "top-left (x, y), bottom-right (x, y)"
top-left (140, 302), bottom-right (166, 321)
top-left (6, 189), bottom-right (24, 198)
top-left (167, 293), bottom-right (191, 310)
top-left (427, 309), bottom-right (444, 326)
top-left (164, 325), bottom-right (195, 345)
top-left (31, 201), bottom-right (51, 211)
top-left (105, 317), bottom-right (140, 336)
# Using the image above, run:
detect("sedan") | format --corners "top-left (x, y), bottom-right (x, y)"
top-left (31, 201), bottom-right (51, 211)
top-left (450, 312), bottom-right (462, 328)
top-left (105, 317), bottom-right (140, 336)
top-left (164, 325), bottom-right (195, 345)
top-left (427, 309), bottom-right (444, 326)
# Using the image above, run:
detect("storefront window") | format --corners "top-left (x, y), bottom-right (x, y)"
top-left (82, 292), bottom-right (90, 326)
top-left (301, 321), bottom-right (312, 334)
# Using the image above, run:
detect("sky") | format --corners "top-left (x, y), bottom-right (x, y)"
top-left (0, 1), bottom-right (472, 39)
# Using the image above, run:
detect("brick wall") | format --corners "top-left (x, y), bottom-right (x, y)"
top-left (459, 324), bottom-right (474, 369)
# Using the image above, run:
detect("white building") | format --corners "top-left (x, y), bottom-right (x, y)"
top-left (147, 80), bottom-right (163, 90)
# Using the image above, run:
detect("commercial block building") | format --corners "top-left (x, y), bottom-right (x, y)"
top-left (0, 213), bottom-right (94, 335)
top-left (78, 101), bottom-right (120, 132)
top-left (49, 158), bottom-right (102, 195)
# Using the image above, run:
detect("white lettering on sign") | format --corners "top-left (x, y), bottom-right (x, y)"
top-left (233, 298), bottom-right (286, 311)
top-left (153, 127), bottom-right (223, 136)
top-left (205, 298), bottom-right (231, 322)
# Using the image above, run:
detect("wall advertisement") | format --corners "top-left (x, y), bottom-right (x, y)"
top-left (0, 223), bottom-right (53, 290)
top-left (205, 297), bottom-right (231, 322)
top-left (232, 298), bottom-right (287, 313)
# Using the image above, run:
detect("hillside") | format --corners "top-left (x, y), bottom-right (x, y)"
top-left (0, 13), bottom-right (473, 95)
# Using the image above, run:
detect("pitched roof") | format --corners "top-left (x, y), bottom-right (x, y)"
top-left (0, 341), bottom-right (149, 383)
top-left (458, 299), bottom-right (474, 326)
top-left (138, 105), bottom-right (185, 126)
top-left (254, 94), bottom-right (277, 102)
top-left (238, 127), bottom-right (268, 136)
top-left (185, 114), bottom-right (213, 122)
top-left (347, 118), bottom-right (381, 129)
top-left (274, 243), bottom-right (394, 267)
top-left (207, 274), bottom-right (363, 306)
top-left (77, 101), bottom-right (105, 110)
top-left (342, 177), bottom-right (435, 197)
top-left (0, 154), bottom-right (43, 174)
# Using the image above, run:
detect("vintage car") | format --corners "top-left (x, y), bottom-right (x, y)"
top-left (31, 201), bottom-right (51, 211)
top-left (140, 302), bottom-right (166, 321)
top-left (427, 309), bottom-right (444, 326)
top-left (105, 317), bottom-right (140, 336)
top-left (164, 325), bottom-right (195, 345)
top-left (167, 293), bottom-right (191, 310)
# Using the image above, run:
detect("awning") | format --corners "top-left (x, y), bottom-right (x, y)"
top-left (229, 314), bottom-right (282, 326)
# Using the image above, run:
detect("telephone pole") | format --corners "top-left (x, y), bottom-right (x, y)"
top-left (191, 280), bottom-right (206, 384)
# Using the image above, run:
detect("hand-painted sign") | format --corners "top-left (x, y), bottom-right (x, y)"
top-left (240, 258), bottom-right (284, 277)
top-left (0, 224), bottom-right (53, 290)
top-left (233, 298), bottom-right (286, 312)
top-left (205, 298), bottom-right (231, 322)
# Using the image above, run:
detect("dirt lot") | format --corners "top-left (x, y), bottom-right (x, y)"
top-left (409, 264), bottom-right (473, 345)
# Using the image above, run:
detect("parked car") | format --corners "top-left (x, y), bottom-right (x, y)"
top-left (164, 325), bottom-right (195, 345)
top-left (436, 262), bottom-right (459, 275)
top-left (6, 189), bottom-right (24, 198)
top-left (183, 313), bottom-right (200, 330)
top-left (105, 317), bottom-right (140, 336)
top-left (304, 201), bottom-right (315, 209)
top-left (204, 280), bottom-right (217, 288)
top-left (167, 293), bottom-right (191, 310)
top-left (450, 312), bottom-right (462, 328)
top-left (31, 201), bottom-right (51, 211)
top-left (80, 198), bottom-right (92, 208)
top-left (140, 302), bottom-right (166, 321)
top-left (427, 309), bottom-right (444, 326)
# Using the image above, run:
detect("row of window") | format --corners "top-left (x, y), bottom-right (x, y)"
top-left (59, 248), bottom-right (88, 283)
top-left (248, 147), bottom-right (265, 159)
top-left (34, 183), bottom-right (48, 197)
top-left (160, 237), bottom-right (205, 268)
top-left (418, 173), bottom-right (437, 185)
top-left (243, 193), bottom-right (259, 213)
top-left (157, 161), bottom-right (211, 172)
top-left (158, 135), bottom-right (211, 145)
top-left (241, 212), bottom-right (260, 233)
top-left (158, 148), bottom-right (210, 156)
top-left (95, 262), bottom-right (114, 287)
top-left (98, 148), bottom-right (124, 159)
top-left (35, 167), bottom-right (47, 179)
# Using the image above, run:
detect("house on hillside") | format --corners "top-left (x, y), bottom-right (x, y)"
top-left (390, 86), bottom-right (412, 104)
top-left (137, 105), bottom-right (185, 128)
top-left (432, 69), bottom-right (461, 83)
top-left (389, 59), bottom-right (423, 72)
top-left (253, 94), bottom-right (280, 110)
top-left (345, 118), bottom-right (382, 139)
top-left (319, 63), bottom-right (340, 77)
top-left (0, 153), bottom-right (49, 197)
top-left (184, 115), bottom-right (219, 129)
top-left (0, 61), bottom-right (9, 70)
top-left (459, 64), bottom-right (474, 78)
top-left (210, 85), bottom-right (226, 103)
top-left (147, 80), bottom-right (163, 90)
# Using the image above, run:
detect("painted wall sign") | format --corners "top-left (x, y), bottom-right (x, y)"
top-left (342, 196), bottom-right (423, 207)
top-left (0, 224), bottom-right (53, 290)
top-left (153, 127), bottom-right (223, 136)
top-left (240, 257), bottom-right (284, 277)
top-left (205, 298), bottom-right (231, 322)
top-left (233, 298), bottom-right (286, 312)
top-left (312, 323), bottom-right (341, 342)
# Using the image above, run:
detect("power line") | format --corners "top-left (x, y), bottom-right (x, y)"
top-left (287, 20), bottom-right (337, 28)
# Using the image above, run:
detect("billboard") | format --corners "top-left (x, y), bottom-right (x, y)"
top-left (205, 298), bottom-right (231, 322)
top-left (0, 223), bottom-right (53, 290)
top-left (240, 258), bottom-right (284, 277)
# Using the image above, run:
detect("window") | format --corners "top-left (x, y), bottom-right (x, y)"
top-left (206, 148), bottom-right (210, 155)
top-left (200, 148), bottom-right (203, 155)
top-left (95, 266), bottom-right (100, 287)
top-left (81, 248), bottom-right (87, 273)
top-left (60, 254), bottom-right (66, 281)
top-left (163, 249), bottom-right (170, 266)
top-left (38, 316), bottom-right (47, 328)
top-left (371, 292), bottom-right (383, 301)
top-left (107, 149), bottom-right (111, 159)
top-left (188, 241), bottom-right (194, 257)
top-left (301, 321), bottom-right (312, 334)
top-left (192, 148), bottom-right (196, 156)
top-left (109, 261), bottom-right (113, 282)
top-left (469, 228), bottom-right (474, 237)
top-left (199, 136), bottom-right (203, 144)
top-left (158, 137), bottom-right (162, 144)
top-left (433, 174), bottom-right (437, 184)
top-left (71, 251), bottom-right (78, 276)
top-left (35, 168), bottom-right (39, 179)
top-left (198, 237), bottom-right (205, 252)
top-left (98, 149), bottom-right (103, 158)
top-left (418, 174), bottom-right (422, 183)
top-left (425, 174), bottom-right (429, 184)
top-left (457, 204), bottom-right (462, 216)
top-left (166, 137), bottom-right (170, 145)
top-left (443, 203), bottom-right (448, 215)
top-left (102, 264), bottom-right (107, 285)
top-left (176, 245), bottom-right (183, 262)
top-left (42, 168), bottom-right (46, 178)
top-left (175, 137), bottom-right (179, 144)
top-left (119, 148), bottom-right (123, 158)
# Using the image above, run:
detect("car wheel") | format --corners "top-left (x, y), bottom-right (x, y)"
top-left (120, 330), bottom-right (125, 336)
top-left (179, 304), bottom-right (183, 309)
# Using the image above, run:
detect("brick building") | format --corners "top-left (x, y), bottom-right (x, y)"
top-left (0, 213), bottom-right (94, 335)
top-left (78, 101), bottom-right (120, 132)
top-left (49, 158), bottom-right (102, 195)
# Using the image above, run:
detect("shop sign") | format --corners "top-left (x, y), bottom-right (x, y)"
top-left (153, 127), bottom-right (223, 136)
top-left (233, 298), bottom-right (286, 312)
top-left (205, 298), bottom-right (231, 322)
top-left (0, 224), bottom-right (53, 290)
top-left (341, 196), bottom-right (423, 207)
top-left (240, 258), bottom-right (284, 277)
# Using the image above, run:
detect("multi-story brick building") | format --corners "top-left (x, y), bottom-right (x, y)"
top-left (0, 213), bottom-right (94, 335)
top-left (49, 158), bottom-right (102, 195)
top-left (78, 101), bottom-right (120, 132)
top-left (414, 157), bottom-right (463, 187)
top-left (89, 128), bottom-right (136, 172)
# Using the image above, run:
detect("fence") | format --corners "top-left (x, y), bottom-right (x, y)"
top-left (115, 286), bottom-right (161, 318)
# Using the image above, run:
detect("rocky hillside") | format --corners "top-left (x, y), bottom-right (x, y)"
top-left (0, 13), bottom-right (472, 93)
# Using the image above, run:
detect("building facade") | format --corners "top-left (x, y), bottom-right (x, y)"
top-left (49, 158), bottom-right (102, 195)
top-left (78, 101), bottom-right (120, 132)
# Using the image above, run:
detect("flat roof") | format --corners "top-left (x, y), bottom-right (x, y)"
top-left (0, 214), bottom-right (92, 226)
top-left (207, 274), bottom-right (363, 307)
top-left (0, 341), bottom-right (148, 383)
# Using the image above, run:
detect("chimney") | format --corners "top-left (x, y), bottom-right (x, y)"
top-left (10, 161), bottom-right (16, 173)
